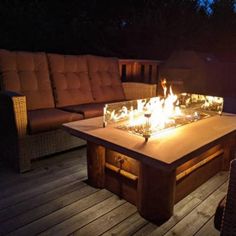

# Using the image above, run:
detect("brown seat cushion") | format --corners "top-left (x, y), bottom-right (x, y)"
top-left (28, 108), bottom-right (83, 134)
top-left (87, 55), bottom-right (125, 103)
top-left (47, 53), bottom-right (94, 107)
top-left (62, 103), bottom-right (105, 119)
top-left (214, 196), bottom-right (226, 231)
top-left (0, 49), bottom-right (54, 110)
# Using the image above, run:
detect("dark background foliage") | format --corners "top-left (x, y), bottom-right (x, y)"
top-left (0, 0), bottom-right (236, 59)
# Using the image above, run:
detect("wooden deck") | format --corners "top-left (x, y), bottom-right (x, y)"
top-left (0, 147), bottom-right (227, 236)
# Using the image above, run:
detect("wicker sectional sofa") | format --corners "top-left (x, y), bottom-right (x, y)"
top-left (0, 49), bottom-right (156, 172)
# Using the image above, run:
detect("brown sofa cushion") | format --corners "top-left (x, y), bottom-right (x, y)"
top-left (62, 102), bottom-right (105, 119)
top-left (87, 55), bottom-right (125, 103)
top-left (27, 108), bottom-right (83, 134)
top-left (214, 196), bottom-right (226, 231)
top-left (0, 49), bottom-right (54, 110)
top-left (48, 53), bottom-right (94, 107)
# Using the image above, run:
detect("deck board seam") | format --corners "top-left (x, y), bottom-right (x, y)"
top-left (0, 170), bottom-right (87, 208)
top-left (0, 181), bottom-right (89, 223)
top-left (161, 179), bottom-right (228, 235)
top-left (0, 164), bottom-right (86, 198)
top-left (0, 159), bottom-right (86, 188)
top-left (3, 188), bottom-right (103, 235)
top-left (33, 192), bottom-right (115, 235)
top-left (70, 200), bottom-right (128, 234)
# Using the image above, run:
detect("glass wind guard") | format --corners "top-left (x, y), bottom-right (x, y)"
top-left (103, 94), bottom-right (224, 141)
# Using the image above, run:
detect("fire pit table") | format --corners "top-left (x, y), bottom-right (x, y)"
top-left (63, 113), bottom-right (236, 224)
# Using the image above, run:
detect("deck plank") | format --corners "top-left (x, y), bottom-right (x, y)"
top-left (0, 162), bottom-right (86, 199)
top-left (73, 202), bottom-right (137, 236)
top-left (163, 181), bottom-right (228, 236)
top-left (7, 189), bottom-right (112, 236)
top-left (133, 222), bottom-right (157, 236)
top-left (102, 212), bottom-right (148, 236)
top-left (0, 180), bottom-right (86, 222)
top-left (195, 217), bottom-right (220, 236)
top-left (0, 184), bottom-right (98, 235)
top-left (0, 170), bottom-right (87, 210)
top-left (0, 148), bottom-right (227, 236)
top-left (0, 148), bottom-right (86, 189)
top-left (0, 168), bottom-right (87, 209)
top-left (39, 195), bottom-right (126, 236)
top-left (133, 171), bottom-right (228, 236)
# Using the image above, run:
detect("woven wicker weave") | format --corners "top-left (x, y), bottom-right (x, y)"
top-left (19, 130), bottom-right (86, 171)
top-left (0, 92), bottom-right (86, 172)
top-left (221, 159), bottom-right (236, 235)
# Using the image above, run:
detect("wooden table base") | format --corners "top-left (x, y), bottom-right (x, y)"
top-left (63, 116), bottom-right (236, 224)
top-left (86, 137), bottom-right (235, 224)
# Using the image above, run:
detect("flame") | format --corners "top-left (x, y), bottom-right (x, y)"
top-left (104, 80), bottom-right (224, 140)
top-left (126, 84), bottom-right (181, 131)
top-left (106, 82), bottom-right (183, 134)
top-left (161, 78), bottom-right (167, 97)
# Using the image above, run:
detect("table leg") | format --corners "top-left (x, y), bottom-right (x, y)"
top-left (87, 142), bottom-right (105, 188)
top-left (137, 162), bottom-right (176, 224)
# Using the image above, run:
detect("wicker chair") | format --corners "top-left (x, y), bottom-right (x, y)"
top-left (220, 159), bottom-right (236, 235)
top-left (214, 159), bottom-right (236, 235)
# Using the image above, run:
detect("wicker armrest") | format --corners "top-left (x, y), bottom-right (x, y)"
top-left (221, 159), bottom-right (236, 235)
top-left (0, 91), bottom-right (27, 137)
top-left (122, 82), bottom-right (157, 100)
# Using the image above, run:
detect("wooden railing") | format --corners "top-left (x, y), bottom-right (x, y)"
top-left (118, 59), bottom-right (162, 84)
top-left (118, 59), bottom-right (185, 94)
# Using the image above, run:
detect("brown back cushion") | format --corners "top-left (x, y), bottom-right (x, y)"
top-left (48, 53), bottom-right (94, 107)
top-left (87, 55), bottom-right (125, 103)
top-left (0, 49), bottom-right (54, 110)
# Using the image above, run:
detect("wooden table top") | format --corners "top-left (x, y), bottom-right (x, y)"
top-left (63, 114), bottom-right (236, 169)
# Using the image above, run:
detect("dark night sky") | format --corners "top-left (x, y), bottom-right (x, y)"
top-left (0, 1), bottom-right (236, 59)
